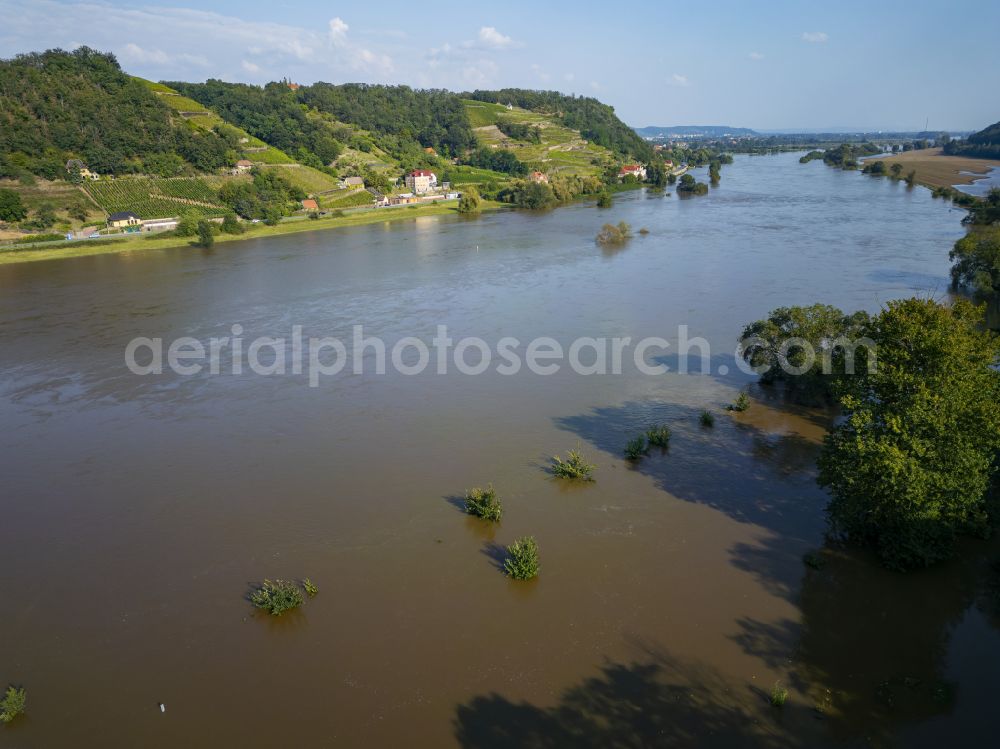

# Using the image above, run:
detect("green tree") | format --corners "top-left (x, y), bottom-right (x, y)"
top-left (457, 186), bottom-right (482, 214)
top-left (890, 163), bottom-right (903, 179)
top-left (0, 188), bottom-right (27, 222)
top-left (949, 227), bottom-right (1000, 294)
top-left (596, 191), bottom-right (613, 208)
top-left (221, 214), bottom-right (244, 234)
top-left (739, 304), bottom-right (872, 403)
top-left (175, 210), bottom-right (200, 237)
top-left (195, 219), bottom-right (215, 248)
top-left (818, 299), bottom-right (1000, 570)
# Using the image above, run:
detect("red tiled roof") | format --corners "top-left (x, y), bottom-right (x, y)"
top-left (410, 170), bottom-right (435, 177)
top-left (620, 164), bottom-right (643, 172)
top-left (301, 199), bottom-right (319, 210)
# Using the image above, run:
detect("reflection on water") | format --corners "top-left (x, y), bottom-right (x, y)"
top-left (0, 152), bottom-right (994, 747)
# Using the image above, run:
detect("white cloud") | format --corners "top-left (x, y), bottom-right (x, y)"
top-left (241, 59), bottom-right (260, 74)
top-left (749, 51), bottom-right (765, 60)
top-left (802, 31), bottom-right (828, 43)
top-left (669, 73), bottom-right (690, 87)
top-left (328, 17), bottom-right (349, 42)
top-left (0, 1), bottom-right (394, 81)
top-left (478, 26), bottom-right (513, 49)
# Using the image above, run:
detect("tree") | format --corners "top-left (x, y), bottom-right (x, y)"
top-left (195, 219), bottom-right (215, 248)
top-left (175, 210), bottom-right (200, 237)
top-left (457, 186), bottom-right (482, 214)
top-left (0, 188), bottom-right (27, 222)
top-left (596, 191), bottom-right (613, 208)
top-left (890, 163), bottom-right (903, 179)
top-left (739, 304), bottom-right (872, 403)
top-left (818, 299), bottom-right (1000, 570)
top-left (949, 227), bottom-right (1000, 293)
top-left (221, 214), bottom-right (244, 234)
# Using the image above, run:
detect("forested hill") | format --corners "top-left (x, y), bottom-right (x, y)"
top-left (944, 120), bottom-right (1000, 159)
top-left (0, 48), bottom-right (234, 179)
top-left (465, 89), bottom-right (653, 162)
top-left (167, 79), bottom-right (477, 166)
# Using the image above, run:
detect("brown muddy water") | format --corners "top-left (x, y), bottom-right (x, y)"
top-left (1, 153), bottom-right (998, 748)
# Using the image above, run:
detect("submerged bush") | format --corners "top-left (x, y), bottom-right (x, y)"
top-left (700, 410), bottom-right (715, 427)
top-left (0, 686), bottom-right (25, 724)
top-left (504, 536), bottom-right (540, 580)
top-left (552, 450), bottom-right (595, 480)
top-left (646, 425), bottom-right (671, 448)
top-left (770, 681), bottom-right (789, 707)
top-left (250, 579), bottom-right (304, 616)
top-left (624, 436), bottom-right (647, 460)
top-left (465, 485), bottom-right (503, 521)
top-left (302, 578), bottom-right (319, 597)
top-left (595, 221), bottom-right (632, 245)
top-left (726, 392), bottom-right (750, 412)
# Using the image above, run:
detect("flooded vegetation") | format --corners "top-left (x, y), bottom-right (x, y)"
top-left (1, 153), bottom-right (999, 746)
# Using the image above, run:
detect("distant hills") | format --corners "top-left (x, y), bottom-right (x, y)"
top-left (635, 125), bottom-right (758, 139)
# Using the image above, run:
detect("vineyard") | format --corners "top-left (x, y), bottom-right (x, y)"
top-left (84, 178), bottom-right (230, 219)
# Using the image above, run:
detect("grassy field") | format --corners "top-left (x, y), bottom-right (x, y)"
top-left (462, 100), bottom-right (613, 178)
top-left (877, 148), bottom-right (1000, 189)
top-left (259, 164), bottom-right (341, 194)
top-left (0, 201), bottom-right (504, 265)
top-left (322, 189), bottom-right (375, 208)
top-left (442, 165), bottom-right (510, 186)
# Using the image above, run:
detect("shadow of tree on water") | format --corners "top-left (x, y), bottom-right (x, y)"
top-left (454, 651), bottom-right (814, 749)
top-left (553, 400), bottom-right (827, 539)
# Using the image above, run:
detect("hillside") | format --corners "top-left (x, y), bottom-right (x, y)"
top-left (0, 48), bottom-right (233, 179)
top-left (464, 89), bottom-right (652, 162)
top-left (945, 120), bottom-right (1000, 159)
top-left (462, 100), bottom-right (613, 177)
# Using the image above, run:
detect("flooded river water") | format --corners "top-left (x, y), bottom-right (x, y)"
top-left (1, 152), bottom-right (997, 747)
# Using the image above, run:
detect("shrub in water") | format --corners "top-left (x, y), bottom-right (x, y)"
top-left (465, 485), bottom-right (503, 521)
top-left (0, 686), bottom-right (25, 724)
top-left (646, 425), bottom-right (671, 448)
top-left (700, 410), bottom-right (715, 427)
top-left (302, 578), bottom-right (319, 597)
top-left (552, 450), bottom-right (595, 480)
top-left (803, 552), bottom-right (825, 570)
top-left (770, 681), bottom-right (789, 707)
top-left (624, 436), bottom-right (647, 460)
top-left (504, 536), bottom-right (540, 580)
top-left (250, 579), bottom-right (304, 616)
top-left (727, 392), bottom-right (750, 412)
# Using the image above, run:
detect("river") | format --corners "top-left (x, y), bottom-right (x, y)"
top-left (1, 152), bottom-right (997, 747)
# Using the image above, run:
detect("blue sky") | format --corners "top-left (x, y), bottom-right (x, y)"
top-left (1, 0), bottom-right (997, 131)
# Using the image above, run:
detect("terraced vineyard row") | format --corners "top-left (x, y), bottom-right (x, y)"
top-left (84, 178), bottom-right (230, 219)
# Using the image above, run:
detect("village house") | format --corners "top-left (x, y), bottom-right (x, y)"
top-left (405, 169), bottom-right (437, 194)
top-left (301, 199), bottom-right (319, 211)
top-left (66, 159), bottom-right (100, 180)
top-left (342, 176), bottom-right (365, 190)
top-left (619, 164), bottom-right (647, 181)
top-left (233, 159), bottom-right (254, 175)
top-left (529, 171), bottom-right (549, 184)
top-left (107, 211), bottom-right (141, 229)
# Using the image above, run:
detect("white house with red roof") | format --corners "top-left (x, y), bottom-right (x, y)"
top-left (405, 169), bottom-right (437, 194)
top-left (619, 164), bottom-right (647, 180)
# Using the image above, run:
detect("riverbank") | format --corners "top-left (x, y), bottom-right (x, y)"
top-left (876, 147), bottom-right (1000, 190)
top-left (0, 199), bottom-right (507, 266)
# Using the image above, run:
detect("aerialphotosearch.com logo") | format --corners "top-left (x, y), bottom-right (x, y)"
top-left (124, 324), bottom-right (876, 386)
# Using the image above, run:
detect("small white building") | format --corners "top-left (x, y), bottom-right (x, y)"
top-left (233, 159), bottom-right (253, 175)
